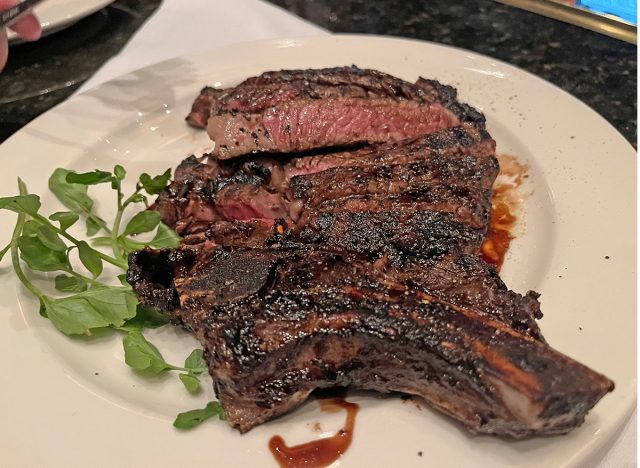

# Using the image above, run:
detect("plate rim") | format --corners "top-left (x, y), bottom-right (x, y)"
top-left (8, 0), bottom-right (115, 42)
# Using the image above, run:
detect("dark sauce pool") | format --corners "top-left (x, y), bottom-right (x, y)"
top-left (267, 156), bottom-right (528, 467)
top-left (269, 397), bottom-right (359, 468)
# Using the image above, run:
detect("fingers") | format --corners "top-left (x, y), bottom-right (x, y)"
top-left (0, 0), bottom-right (42, 41)
top-left (9, 12), bottom-right (41, 41)
top-left (0, 27), bottom-right (7, 71)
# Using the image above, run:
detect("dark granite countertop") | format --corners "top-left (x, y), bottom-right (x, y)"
top-left (0, 0), bottom-right (636, 145)
top-left (0, 0), bottom-right (161, 142)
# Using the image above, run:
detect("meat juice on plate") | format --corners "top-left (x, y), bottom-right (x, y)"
top-left (481, 154), bottom-right (530, 270)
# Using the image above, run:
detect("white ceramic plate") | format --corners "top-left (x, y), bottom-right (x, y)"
top-left (8, 0), bottom-right (114, 42)
top-left (0, 36), bottom-right (635, 468)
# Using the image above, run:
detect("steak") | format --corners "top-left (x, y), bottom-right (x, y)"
top-left (127, 246), bottom-right (613, 437)
top-left (129, 68), bottom-right (614, 439)
top-left (152, 124), bottom-right (497, 258)
top-left (187, 66), bottom-right (487, 159)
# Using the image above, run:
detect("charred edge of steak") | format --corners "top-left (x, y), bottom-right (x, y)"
top-left (209, 66), bottom-right (487, 128)
top-left (127, 247), bottom-right (613, 437)
top-left (414, 78), bottom-right (486, 129)
top-left (186, 87), bottom-right (228, 129)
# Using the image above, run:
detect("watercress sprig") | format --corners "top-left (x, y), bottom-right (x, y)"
top-left (0, 166), bottom-right (220, 420)
top-left (174, 401), bottom-right (226, 429)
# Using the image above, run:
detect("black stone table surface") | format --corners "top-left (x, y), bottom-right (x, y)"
top-left (0, 0), bottom-right (636, 145)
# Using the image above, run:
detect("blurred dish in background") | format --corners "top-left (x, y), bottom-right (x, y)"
top-left (8, 0), bottom-right (114, 42)
top-left (579, 0), bottom-right (636, 24)
top-left (495, 0), bottom-right (637, 43)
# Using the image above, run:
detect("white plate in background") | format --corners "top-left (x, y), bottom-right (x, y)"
top-left (0, 35), bottom-right (635, 467)
top-left (8, 0), bottom-right (114, 42)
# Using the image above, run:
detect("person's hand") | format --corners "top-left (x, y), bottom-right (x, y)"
top-left (1, 0), bottom-right (42, 71)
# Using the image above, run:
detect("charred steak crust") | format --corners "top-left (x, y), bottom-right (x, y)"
top-left (186, 87), bottom-right (228, 129)
top-left (130, 69), bottom-right (614, 439)
top-left (151, 125), bottom-right (497, 260)
top-left (127, 247), bottom-right (613, 437)
top-left (186, 66), bottom-right (488, 158)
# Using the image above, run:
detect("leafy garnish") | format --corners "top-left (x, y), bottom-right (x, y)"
top-left (123, 330), bottom-right (176, 375)
top-left (49, 211), bottom-right (79, 231)
top-left (45, 287), bottom-right (137, 336)
top-left (122, 211), bottom-right (161, 236)
top-left (54, 274), bottom-right (88, 293)
top-left (174, 401), bottom-right (226, 429)
top-left (119, 304), bottom-right (170, 331)
top-left (139, 169), bottom-right (172, 195)
top-left (178, 348), bottom-right (208, 393)
top-left (48, 169), bottom-right (107, 234)
top-left (18, 234), bottom-right (70, 271)
top-left (148, 222), bottom-right (181, 249)
top-left (184, 349), bottom-right (207, 373)
top-left (123, 331), bottom-right (207, 392)
top-left (1, 167), bottom-right (218, 426)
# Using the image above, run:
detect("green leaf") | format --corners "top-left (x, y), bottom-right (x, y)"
top-left (139, 169), bottom-right (172, 195)
top-left (179, 373), bottom-right (201, 393)
top-left (90, 236), bottom-right (112, 247)
top-left (122, 211), bottom-right (161, 236)
top-left (85, 217), bottom-right (103, 236)
top-left (22, 219), bottom-right (43, 237)
top-left (173, 401), bottom-right (225, 430)
top-left (54, 274), bottom-right (88, 293)
top-left (0, 194), bottom-right (41, 216)
top-left (36, 225), bottom-right (67, 252)
top-left (66, 170), bottom-right (113, 186)
top-left (114, 165), bottom-right (126, 181)
top-left (119, 304), bottom-right (170, 331)
top-left (123, 330), bottom-right (173, 374)
top-left (117, 273), bottom-right (128, 286)
top-left (77, 241), bottom-right (103, 278)
top-left (128, 193), bottom-right (147, 204)
top-left (49, 169), bottom-right (94, 213)
top-left (148, 222), bottom-right (180, 249)
top-left (120, 237), bottom-right (147, 253)
top-left (184, 349), bottom-right (207, 374)
top-left (45, 298), bottom-right (108, 335)
top-left (49, 211), bottom-right (79, 231)
top-left (18, 235), bottom-right (70, 272)
top-left (45, 287), bottom-right (137, 335)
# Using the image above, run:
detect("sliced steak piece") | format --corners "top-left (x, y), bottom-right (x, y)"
top-left (191, 66), bottom-right (486, 159)
top-left (127, 247), bottom-right (613, 437)
top-left (152, 125), bottom-right (496, 258)
top-left (209, 98), bottom-right (460, 159)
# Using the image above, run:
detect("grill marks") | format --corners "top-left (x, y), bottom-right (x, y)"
top-left (186, 66), bottom-right (487, 159)
top-left (151, 124), bottom-right (497, 258)
top-left (128, 248), bottom-right (613, 437)
top-left (126, 67), bottom-right (615, 439)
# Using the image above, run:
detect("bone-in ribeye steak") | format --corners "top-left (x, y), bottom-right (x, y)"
top-left (127, 67), bottom-right (613, 438)
top-left (128, 247), bottom-right (612, 437)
